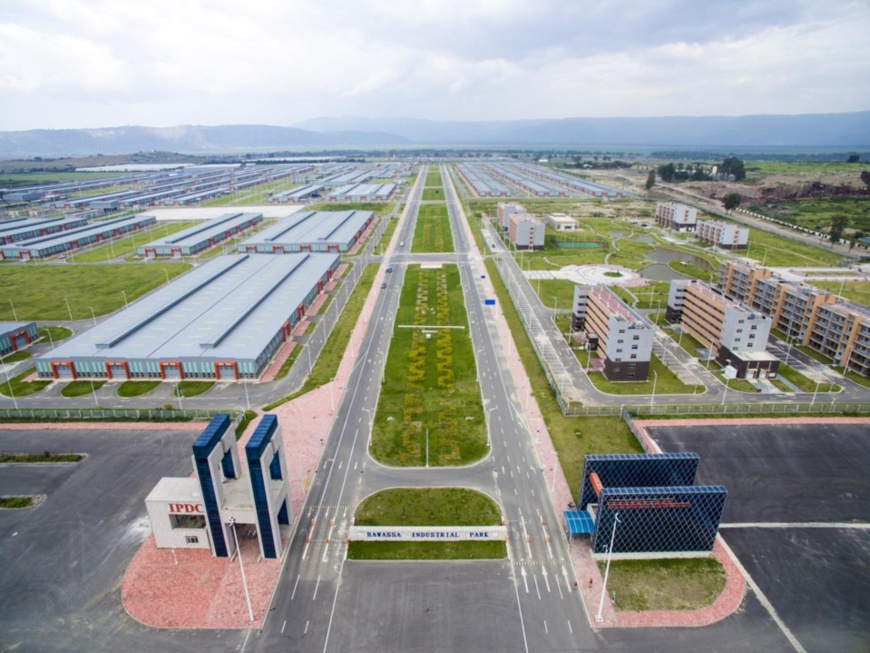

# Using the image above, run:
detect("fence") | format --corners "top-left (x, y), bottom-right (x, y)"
top-left (562, 401), bottom-right (870, 419)
top-left (0, 407), bottom-right (240, 421)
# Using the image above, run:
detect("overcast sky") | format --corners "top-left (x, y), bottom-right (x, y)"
top-left (1, 0), bottom-right (868, 130)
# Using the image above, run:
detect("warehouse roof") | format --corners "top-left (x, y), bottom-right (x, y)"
top-left (2, 214), bottom-right (154, 251)
top-left (139, 212), bottom-right (262, 249)
top-left (240, 210), bottom-right (373, 248)
top-left (40, 253), bottom-right (338, 362)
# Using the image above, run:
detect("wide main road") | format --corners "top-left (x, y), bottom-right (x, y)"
top-left (250, 166), bottom-right (427, 651)
top-left (442, 165), bottom-right (595, 652)
top-left (251, 165), bottom-right (596, 652)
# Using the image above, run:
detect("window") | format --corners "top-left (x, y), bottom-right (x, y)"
top-left (631, 345), bottom-right (638, 350)
top-left (185, 536), bottom-right (200, 545)
top-left (630, 354), bottom-right (637, 359)
top-left (633, 335), bottom-right (640, 340)
top-left (617, 339), bottom-right (624, 344)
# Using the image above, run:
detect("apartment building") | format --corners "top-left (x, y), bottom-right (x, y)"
top-left (696, 220), bottom-right (749, 250)
top-left (655, 202), bottom-right (698, 232)
top-left (508, 212), bottom-right (545, 250)
top-left (496, 202), bottom-right (526, 230)
top-left (666, 279), bottom-right (778, 379)
top-left (572, 285), bottom-right (653, 381)
top-left (719, 261), bottom-right (870, 377)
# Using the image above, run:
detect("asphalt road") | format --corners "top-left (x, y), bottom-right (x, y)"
top-left (0, 427), bottom-right (245, 653)
top-left (248, 166), bottom-right (595, 652)
top-left (645, 422), bottom-right (870, 653)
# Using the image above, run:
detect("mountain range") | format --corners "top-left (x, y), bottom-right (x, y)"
top-left (1, 112), bottom-right (868, 157)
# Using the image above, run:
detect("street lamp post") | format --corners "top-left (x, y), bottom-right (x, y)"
top-left (721, 360), bottom-right (732, 406)
top-left (649, 370), bottom-right (658, 409)
top-left (595, 512), bottom-right (621, 622)
top-left (121, 290), bottom-right (128, 308)
top-left (242, 378), bottom-right (250, 410)
top-left (90, 377), bottom-right (99, 407)
top-left (8, 299), bottom-right (17, 321)
top-left (65, 297), bottom-right (74, 321)
top-left (3, 364), bottom-right (18, 410)
top-left (88, 306), bottom-right (97, 327)
top-left (228, 517), bottom-right (254, 623)
top-left (811, 377), bottom-right (821, 406)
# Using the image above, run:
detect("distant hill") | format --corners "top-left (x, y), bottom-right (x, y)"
top-left (1, 112), bottom-right (868, 157)
top-left (295, 112), bottom-right (870, 148)
top-left (0, 124), bottom-right (408, 157)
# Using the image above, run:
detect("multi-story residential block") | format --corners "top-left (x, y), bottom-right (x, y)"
top-left (508, 212), bottom-right (544, 250)
top-left (572, 285), bottom-right (653, 381)
top-left (655, 202), bottom-right (697, 232)
top-left (666, 279), bottom-right (779, 379)
top-left (696, 220), bottom-right (749, 249)
top-left (718, 261), bottom-right (870, 378)
top-left (496, 202), bottom-right (526, 230)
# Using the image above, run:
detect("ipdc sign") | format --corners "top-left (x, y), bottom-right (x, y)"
top-left (349, 525), bottom-right (507, 542)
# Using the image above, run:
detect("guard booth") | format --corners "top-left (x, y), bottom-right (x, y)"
top-left (146, 414), bottom-right (293, 559)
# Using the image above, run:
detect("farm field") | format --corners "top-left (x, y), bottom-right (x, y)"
top-left (370, 265), bottom-right (486, 466)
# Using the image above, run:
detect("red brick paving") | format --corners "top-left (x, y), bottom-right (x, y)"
top-left (258, 341), bottom-right (296, 383)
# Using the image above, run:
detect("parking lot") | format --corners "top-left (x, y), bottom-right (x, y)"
top-left (0, 426), bottom-right (246, 653)
top-left (642, 421), bottom-right (870, 653)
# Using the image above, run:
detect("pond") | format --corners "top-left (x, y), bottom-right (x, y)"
top-left (638, 263), bottom-right (693, 281)
top-left (646, 247), bottom-right (717, 270)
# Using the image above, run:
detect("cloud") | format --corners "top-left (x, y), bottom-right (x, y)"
top-left (0, 0), bottom-right (867, 129)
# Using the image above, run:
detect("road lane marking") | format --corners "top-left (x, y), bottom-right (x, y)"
top-left (290, 574), bottom-right (300, 600)
top-left (313, 574), bottom-right (321, 601)
top-left (533, 574), bottom-right (541, 600)
top-left (304, 620), bottom-right (309, 634)
top-left (544, 620), bottom-right (548, 634)
top-left (281, 620), bottom-right (286, 634)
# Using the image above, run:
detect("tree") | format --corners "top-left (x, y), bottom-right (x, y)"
top-left (722, 193), bottom-right (742, 212)
top-left (645, 170), bottom-right (656, 190)
top-left (847, 154), bottom-right (860, 163)
top-left (828, 215), bottom-right (849, 247)
top-left (657, 162), bottom-right (676, 183)
top-left (720, 157), bottom-right (746, 181)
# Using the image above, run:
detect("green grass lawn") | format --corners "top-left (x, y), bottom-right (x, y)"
top-left (797, 344), bottom-right (834, 365)
top-left (60, 380), bottom-right (106, 398)
top-left (748, 195), bottom-right (870, 233)
top-left (0, 263), bottom-right (189, 320)
top-left (235, 410), bottom-right (258, 440)
top-left (375, 217), bottom-right (399, 254)
top-left (777, 363), bottom-right (840, 392)
top-left (0, 497), bottom-right (38, 509)
top-left (264, 264), bottom-right (377, 408)
top-left (0, 368), bottom-right (51, 397)
top-left (832, 366), bottom-right (870, 388)
top-left (0, 452), bottom-right (84, 463)
top-left (371, 265), bottom-right (487, 466)
top-left (38, 325), bottom-right (73, 344)
top-left (582, 354), bottom-right (704, 395)
top-left (412, 203), bottom-right (454, 253)
top-left (172, 381), bottom-right (214, 397)
top-left (116, 380), bottom-right (161, 397)
top-left (68, 221), bottom-right (197, 263)
top-left (355, 488), bottom-right (501, 526)
top-left (811, 280), bottom-right (870, 307)
top-left (422, 188), bottom-right (445, 201)
top-left (348, 487), bottom-right (504, 560)
top-left (611, 282), bottom-right (671, 310)
top-left (741, 226), bottom-right (843, 267)
top-left (600, 558), bottom-right (727, 611)
top-left (1, 350), bottom-right (31, 363)
top-left (425, 169), bottom-right (442, 186)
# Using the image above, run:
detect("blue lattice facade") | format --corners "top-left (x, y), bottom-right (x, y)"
top-left (580, 453), bottom-right (727, 555)
top-left (580, 453), bottom-right (699, 510)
